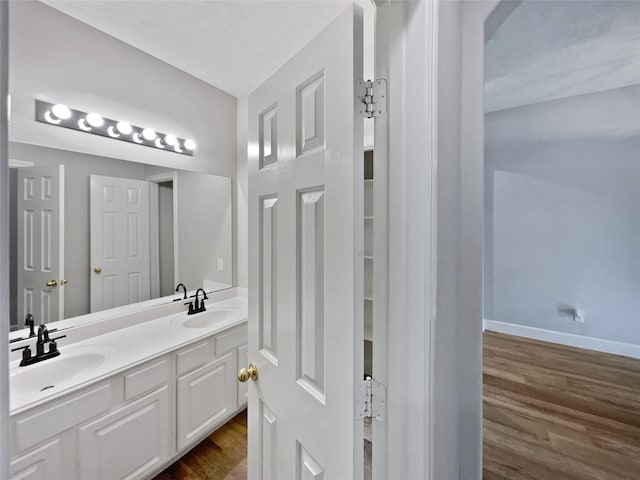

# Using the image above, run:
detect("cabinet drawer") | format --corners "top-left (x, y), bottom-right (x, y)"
top-left (176, 341), bottom-right (211, 376)
top-left (15, 383), bottom-right (112, 452)
top-left (214, 325), bottom-right (247, 355)
top-left (11, 439), bottom-right (62, 480)
top-left (124, 359), bottom-right (169, 401)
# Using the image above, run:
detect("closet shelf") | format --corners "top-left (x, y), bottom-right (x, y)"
top-left (364, 255), bottom-right (374, 260)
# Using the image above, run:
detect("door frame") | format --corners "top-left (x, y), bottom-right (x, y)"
top-left (0, 0), bottom-right (10, 477)
top-left (458, 2), bottom-right (501, 479)
top-left (374, 1), bottom-right (496, 479)
top-left (146, 171), bottom-right (179, 293)
top-left (373, 1), bottom-right (441, 478)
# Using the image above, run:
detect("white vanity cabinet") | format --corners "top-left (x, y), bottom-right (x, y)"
top-left (175, 324), bottom-right (247, 451)
top-left (177, 351), bottom-right (235, 450)
top-left (10, 356), bottom-right (172, 480)
top-left (9, 319), bottom-right (248, 480)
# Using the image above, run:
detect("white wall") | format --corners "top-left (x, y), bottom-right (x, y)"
top-left (9, 1), bottom-right (237, 178)
top-left (484, 88), bottom-right (640, 346)
top-left (236, 96), bottom-right (248, 288)
top-left (173, 171), bottom-right (232, 291)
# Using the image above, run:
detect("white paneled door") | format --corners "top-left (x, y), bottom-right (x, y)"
top-left (17, 165), bottom-right (65, 325)
top-left (90, 175), bottom-right (151, 312)
top-left (247, 5), bottom-right (364, 479)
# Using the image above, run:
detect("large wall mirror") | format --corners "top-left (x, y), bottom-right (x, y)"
top-left (8, 146), bottom-right (232, 331)
top-left (8, 1), bottom-right (236, 333)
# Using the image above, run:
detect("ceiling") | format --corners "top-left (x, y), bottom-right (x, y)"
top-left (41, 0), bottom-right (374, 98)
top-left (485, 0), bottom-right (640, 113)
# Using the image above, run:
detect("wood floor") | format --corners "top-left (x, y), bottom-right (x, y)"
top-left (483, 331), bottom-right (640, 480)
top-left (154, 333), bottom-right (640, 480)
top-left (152, 411), bottom-right (247, 480)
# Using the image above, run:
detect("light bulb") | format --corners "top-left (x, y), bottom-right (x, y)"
top-left (164, 134), bottom-right (177, 146)
top-left (78, 118), bottom-right (92, 131)
top-left (51, 104), bottom-right (72, 120)
top-left (86, 113), bottom-right (104, 127)
top-left (184, 139), bottom-right (196, 150)
top-left (116, 121), bottom-right (132, 135)
top-left (142, 128), bottom-right (156, 141)
top-left (44, 111), bottom-right (61, 124)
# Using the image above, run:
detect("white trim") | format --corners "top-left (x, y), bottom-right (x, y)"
top-left (0, 1), bottom-right (10, 476)
top-left (148, 181), bottom-right (160, 298)
top-left (375, 2), bottom-right (438, 479)
top-left (58, 165), bottom-right (65, 321)
top-left (372, 3), bottom-right (389, 479)
top-left (459, 2), bottom-right (501, 478)
top-left (145, 171), bottom-right (179, 286)
top-left (483, 319), bottom-right (640, 360)
top-left (8, 159), bottom-right (34, 168)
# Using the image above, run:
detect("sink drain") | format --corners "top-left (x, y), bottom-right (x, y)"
top-left (40, 385), bottom-right (55, 391)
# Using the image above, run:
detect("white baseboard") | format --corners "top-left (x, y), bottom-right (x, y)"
top-left (483, 319), bottom-right (640, 360)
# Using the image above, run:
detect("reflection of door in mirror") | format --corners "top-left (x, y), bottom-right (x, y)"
top-left (89, 175), bottom-right (151, 312)
top-left (16, 164), bottom-right (65, 326)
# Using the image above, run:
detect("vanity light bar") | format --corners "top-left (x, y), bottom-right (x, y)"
top-left (35, 100), bottom-right (196, 157)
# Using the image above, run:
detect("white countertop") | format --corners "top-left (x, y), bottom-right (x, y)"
top-left (10, 295), bottom-right (247, 415)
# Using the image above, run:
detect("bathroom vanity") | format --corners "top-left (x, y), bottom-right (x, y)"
top-left (8, 290), bottom-right (247, 480)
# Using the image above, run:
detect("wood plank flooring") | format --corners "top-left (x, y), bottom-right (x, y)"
top-left (152, 411), bottom-right (247, 480)
top-left (154, 333), bottom-right (640, 479)
top-left (483, 331), bottom-right (640, 480)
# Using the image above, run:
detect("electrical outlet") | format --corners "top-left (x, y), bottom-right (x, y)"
top-left (217, 258), bottom-right (224, 271)
top-left (575, 310), bottom-right (585, 323)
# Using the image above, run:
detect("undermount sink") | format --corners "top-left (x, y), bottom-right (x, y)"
top-left (10, 345), bottom-right (116, 402)
top-left (172, 308), bottom-right (240, 329)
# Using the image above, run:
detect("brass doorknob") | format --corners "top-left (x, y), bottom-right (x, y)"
top-left (94, 266), bottom-right (102, 273)
top-left (237, 362), bottom-right (259, 382)
top-left (46, 280), bottom-right (58, 288)
top-left (60, 279), bottom-right (68, 285)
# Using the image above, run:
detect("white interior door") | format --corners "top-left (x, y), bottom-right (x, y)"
top-left (90, 175), bottom-right (151, 312)
top-left (17, 165), bottom-right (65, 325)
top-left (247, 5), bottom-right (364, 479)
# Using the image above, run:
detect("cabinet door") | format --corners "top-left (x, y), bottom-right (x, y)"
top-left (78, 387), bottom-right (170, 480)
top-left (11, 439), bottom-right (62, 480)
top-left (237, 344), bottom-right (248, 407)
top-left (177, 351), bottom-right (235, 451)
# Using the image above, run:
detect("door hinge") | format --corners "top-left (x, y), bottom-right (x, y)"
top-left (356, 376), bottom-right (386, 420)
top-left (356, 79), bottom-right (388, 118)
